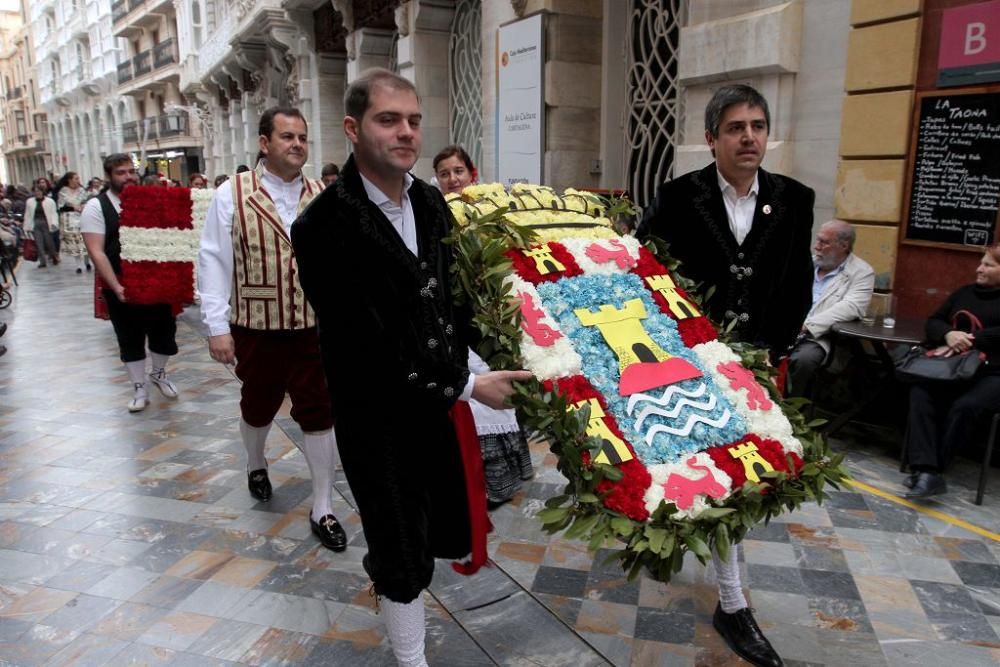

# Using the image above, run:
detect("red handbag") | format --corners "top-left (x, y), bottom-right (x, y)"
top-left (21, 237), bottom-right (37, 262)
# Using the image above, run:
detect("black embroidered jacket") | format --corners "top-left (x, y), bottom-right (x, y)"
top-left (639, 163), bottom-right (815, 357)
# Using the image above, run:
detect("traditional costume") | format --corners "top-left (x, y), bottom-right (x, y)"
top-left (198, 161), bottom-right (346, 551)
top-left (292, 155), bottom-right (490, 665)
top-left (80, 189), bottom-right (179, 411)
top-left (58, 186), bottom-right (90, 271)
top-left (641, 160), bottom-right (814, 667)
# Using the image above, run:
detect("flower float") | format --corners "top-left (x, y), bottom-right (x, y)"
top-left (117, 185), bottom-right (213, 310)
top-left (447, 183), bottom-right (847, 581)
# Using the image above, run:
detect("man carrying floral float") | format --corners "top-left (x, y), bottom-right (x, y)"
top-left (197, 107), bottom-right (347, 553)
top-left (639, 83), bottom-right (816, 667)
top-left (82, 154), bottom-right (180, 413)
top-left (292, 69), bottom-right (531, 667)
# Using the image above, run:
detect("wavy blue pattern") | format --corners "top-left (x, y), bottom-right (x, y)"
top-left (536, 273), bottom-right (746, 464)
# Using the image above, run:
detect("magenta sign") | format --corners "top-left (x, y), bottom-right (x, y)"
top-left (938, 0), bottom-right (1000, 87)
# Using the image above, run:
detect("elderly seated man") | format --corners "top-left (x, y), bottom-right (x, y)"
top-left (786, 220), bottom-right (875, 397)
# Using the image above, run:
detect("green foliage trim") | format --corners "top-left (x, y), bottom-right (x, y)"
top-left (446, 201), bottom-right (850, 583)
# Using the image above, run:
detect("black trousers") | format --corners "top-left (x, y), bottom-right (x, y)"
top-left (786, 339), bottom-right (827, 398)
top-left (102, 289), bottom-right (178, 363)
top-left (905, 375), bottom-right (1000, 471)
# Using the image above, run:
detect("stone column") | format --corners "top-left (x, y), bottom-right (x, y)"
top-left (395, 0), bottom-right (455, 179)
top-left (346, 27), bottom-right (395, 80)
top-left (306, 52), bottom-right (348, 173)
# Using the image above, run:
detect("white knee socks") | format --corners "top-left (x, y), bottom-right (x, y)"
top-left (150, 352), bottom-right (170, 375)
top-left (240, 418), bottom-right (271, 472)
top-left (712, 544), bottom-right (748, 613)
top-left (381, 596), bottom-right (429, 667)
top-left (125, 360), bottom-right (147, 394)
top-left (302, 429), bottom-right (337, 521)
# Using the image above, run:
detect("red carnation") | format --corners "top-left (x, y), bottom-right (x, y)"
top-left (706, 434), bottom-right (801, 491)
top-left (506, 242), bottom-right (583, 285)
top-left (546, 375), bottom-right (651, 521)
top-left (676, 317), bottom-right (718, 346)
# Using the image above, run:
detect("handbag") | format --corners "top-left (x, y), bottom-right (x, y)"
top-left (895, 309), bottom-right (987, 382)
top-left (21, 236), bottom-right (37, 262)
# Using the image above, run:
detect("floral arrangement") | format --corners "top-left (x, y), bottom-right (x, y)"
top-left (447, 183), bottom-right (847, 582)
top-left (118, 185), bottom-right (212, 308)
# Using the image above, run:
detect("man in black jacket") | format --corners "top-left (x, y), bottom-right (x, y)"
top-left (292, 68), bottom-right (529, 667)
top-left (639, 85), bottom-right (814, 363)
top-left (640, 84), bottom-right (813, 667)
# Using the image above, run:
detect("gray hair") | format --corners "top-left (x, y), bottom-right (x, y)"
top-left (704, 84), bottom-right (771, 137)
top-left (344, 68), bottom-right (419, 120)
top-left (823, 219), bottom-right (856, 253)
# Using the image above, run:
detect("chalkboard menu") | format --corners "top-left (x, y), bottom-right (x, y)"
top-left (904, 90), bottom-right (1000, 249)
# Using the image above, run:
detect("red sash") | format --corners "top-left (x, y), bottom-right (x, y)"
top-left (449, 400), bottom-right (493, 575)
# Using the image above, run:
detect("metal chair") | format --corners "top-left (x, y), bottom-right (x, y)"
top-left (976, 413), bottom-right (999, 505)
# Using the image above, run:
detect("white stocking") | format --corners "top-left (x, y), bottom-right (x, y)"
top-left (381, 596), bottom-right (429, 667)
top-left (302, 429), bottom-right (337, 520)
top-left (712, 543), bottom-right (748, 613)
top-left (150, 351), bottom-right (170, 374)
top-left (240, 418), bottom-right (271, 472)
top-left (124, 360), bottom-right (147, 393)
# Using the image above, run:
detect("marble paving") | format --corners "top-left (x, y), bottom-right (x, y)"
top-left (1, 262), bottom-right (1000, 666)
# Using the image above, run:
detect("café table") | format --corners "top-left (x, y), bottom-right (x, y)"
top-left (823, 317), bottom-right (925, 435)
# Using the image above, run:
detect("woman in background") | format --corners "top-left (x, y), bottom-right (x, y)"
top-left (903, 244), bottom-right (1000, 498)
top-left (434, 145), bottom-right (533, 507)
top-left (56, 171), bottom-right (90, 273)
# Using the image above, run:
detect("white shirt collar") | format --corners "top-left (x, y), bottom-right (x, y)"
top-left (260, 163), bottom-right (302, 193)
top-left (716, 168), bottom-right (759, 200)
top-left (359, 171), bottom-right (414, 207)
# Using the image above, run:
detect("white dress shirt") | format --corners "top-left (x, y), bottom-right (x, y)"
top-left (717, 169), bottom-right (759, 246)
top-left (357, 171), bottom-right (475, 401)
top-left (79, 189), bottom-right (121, 234)
top-left (197, 165), bottom-right (304, 337)
top-left (359, 171), bottom-right (417, 255)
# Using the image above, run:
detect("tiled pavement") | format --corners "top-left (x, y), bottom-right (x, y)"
top-left (2, 262), bottom-right (1000, 666)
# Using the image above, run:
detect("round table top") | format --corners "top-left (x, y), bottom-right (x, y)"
top-left (831, 317), bottom-right (925, 345)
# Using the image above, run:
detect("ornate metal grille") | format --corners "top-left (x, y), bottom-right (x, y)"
top-left (448, 0), bottom-right (482, 169)
top-left (625, 0), bottom-right (683, 208)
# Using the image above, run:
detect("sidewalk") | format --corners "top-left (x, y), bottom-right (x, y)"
top-left (0, 261), bottom-right (998, 666)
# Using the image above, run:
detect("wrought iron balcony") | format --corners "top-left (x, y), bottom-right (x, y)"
top-left (8, 86), bottom-right (21, 99)
top-left (117, 60), bottom-right (133, 84)
top-left (122, 120), bottom-right (138, 144)
top-left (111, 0), bottom-right (127, 23)
top-left (158, 112), bottom-right (188, 137)
top-left (153, 38), bottom-right (177, 69)
top-left (133, 50), bottom-right (151, 77)
top-left (16, 135), bottom-right (27, 146)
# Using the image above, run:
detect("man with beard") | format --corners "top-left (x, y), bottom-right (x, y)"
top-left (292, 69), bottom-right (530, 667)
top-left (198, 107), bottom-right (347, 553)
top-left (786, 220), bottom-right (874, 397)
top-left (640, 84), bottom-right (816, 667)
top-left (82, 154), bottom-right (179, 412)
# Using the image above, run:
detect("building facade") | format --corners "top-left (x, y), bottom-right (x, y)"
top-left (33, 0), bottom-right (126, 182)
top-left (0, 0), bottom-right (48, 186)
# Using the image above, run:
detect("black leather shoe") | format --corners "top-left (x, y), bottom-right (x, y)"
top-left (311, 514), bottom-right (347, 552)
top-left (905, 472), bottom-right (946, 499)
top-left (0, 322), bottom-right (7, 337)
top-left (247, 469), bottom-right (272, 502)
top-left (902, 472), bottom-right (919, 489)
top-left (713, 603), bottom-right (783, 667)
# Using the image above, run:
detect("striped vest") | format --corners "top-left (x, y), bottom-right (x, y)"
top-left (229, 167), bottom-right (323, 330)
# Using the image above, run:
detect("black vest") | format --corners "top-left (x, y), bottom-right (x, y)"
top-left (97, 192), bottom-right (122, 274)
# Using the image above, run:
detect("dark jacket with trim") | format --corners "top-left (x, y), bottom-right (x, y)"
top-left (639, 163), bottom-right (815, 357)
top-left (291, 155), bottom-right (475, 602)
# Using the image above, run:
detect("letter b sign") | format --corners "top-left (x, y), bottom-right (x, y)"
top-left (966, 22), bottom-right (987, 55)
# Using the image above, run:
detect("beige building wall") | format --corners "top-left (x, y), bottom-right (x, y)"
top-left (834, 0), bottom-right (921, 290)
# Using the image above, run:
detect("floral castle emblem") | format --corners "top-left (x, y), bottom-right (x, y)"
top-left (447, 182), bottom-right (845, 580)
